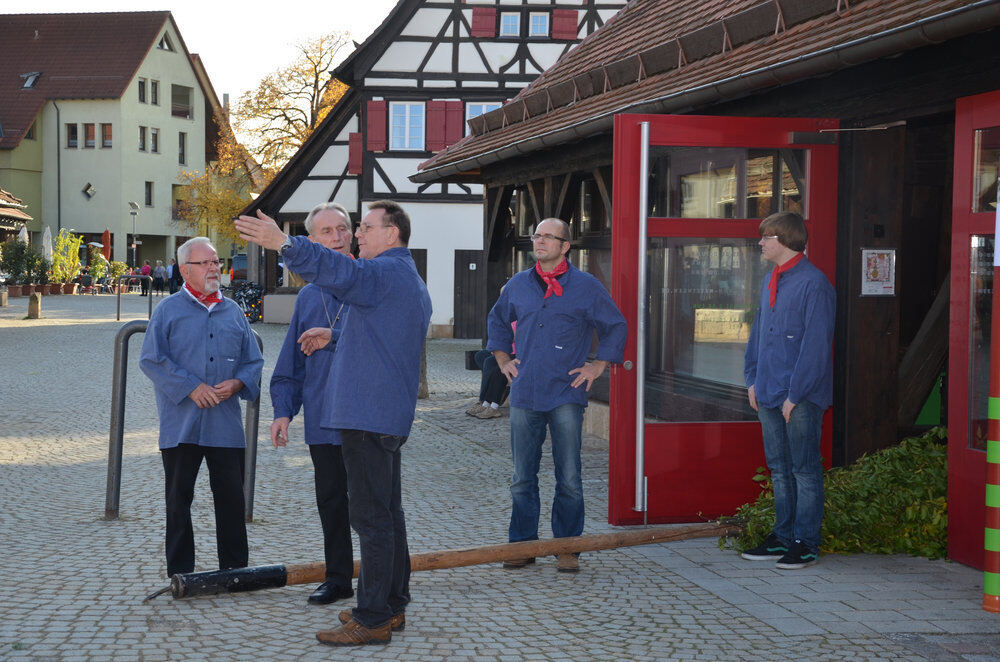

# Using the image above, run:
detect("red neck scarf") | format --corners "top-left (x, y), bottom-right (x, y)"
top-left (185, 283), bottom-right (222, 307)
top-left (536, 259), bottom-right (569, 299)
top-left (769, 253), bottom-right (804, 308)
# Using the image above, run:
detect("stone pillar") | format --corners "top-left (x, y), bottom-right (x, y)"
top-left (28, 292), bottom-right (42, 319)
top-left (0, 288), bottom-right (8, 306)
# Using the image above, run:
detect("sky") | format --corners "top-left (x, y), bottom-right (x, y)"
top-left (23, 0), bottom-right (401, 103)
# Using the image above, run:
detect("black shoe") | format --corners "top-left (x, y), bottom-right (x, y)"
top-left (308, 581), bottom-right (354, 604)
top-left (775, 540), bottom-right (819, 569)
top-left (740, 532), bottom-right (789, 561)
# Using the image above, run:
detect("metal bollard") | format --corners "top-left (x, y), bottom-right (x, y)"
top-left (104, 322), bottom-right (263, 522)
top-left (116, 275), bottom-right (153, 321)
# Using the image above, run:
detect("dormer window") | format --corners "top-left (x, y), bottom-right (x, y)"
top-left (157, 33), bottom-right (174, 51)
top-left (20, 72), bottom-right (41, 89)
top-left (500, 13), bottom-right (520, 37)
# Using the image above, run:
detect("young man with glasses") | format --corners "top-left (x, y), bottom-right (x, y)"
top-left (742, 211), bottom-right (835, 569)
top-left (236, 201), bottom-right (431, 647)
top-left (269, 203), bottom-right (356, 607)
top-left (486, 218), bottom-right (626, 573)
top-left (139, 236), bottom-right (264, 579)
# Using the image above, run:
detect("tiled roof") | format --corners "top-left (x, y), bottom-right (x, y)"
top-left (415, 0), bottom-right (1000, 181)
top-left (0, 11), bottom-right (171, 150)
top-left (0, 188), bottom-right (32, 222)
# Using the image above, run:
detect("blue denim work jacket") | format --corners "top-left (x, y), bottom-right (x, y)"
top-left (140, 292), bottom-right (264, 449)
top-left (269, 283), bottom-right (347, 445)
top-left (281, 238), bottom-right (432, 437)
top-left (486, 263), bottom-right (627, 412)
top-left (744, 256), bottom-right (835, 410)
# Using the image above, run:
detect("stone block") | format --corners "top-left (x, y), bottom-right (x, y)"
top-left (28, 292), bottom-right (42, 318)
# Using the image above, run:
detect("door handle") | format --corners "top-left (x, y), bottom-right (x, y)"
top-left (623, 360), bottom-right (634, 371)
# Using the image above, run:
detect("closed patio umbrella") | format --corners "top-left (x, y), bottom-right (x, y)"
top-left (101, 228), bottom-right (111, 261)
top-left (41, 226), bottom-right (53, 263)
top-left (17, 224), bottom-right (28, 243)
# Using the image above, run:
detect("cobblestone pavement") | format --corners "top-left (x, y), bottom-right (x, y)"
top-left (1, 293), bottom-right (998, 661)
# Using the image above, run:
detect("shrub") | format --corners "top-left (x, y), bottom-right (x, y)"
top-left (1, 240), bottom-right (33, 285)
top-left (51, 229), bottom-right (83, 283)
top-left (721, 426), bottom-right (948, 559)
top-left (108, 260), bottom-right (130, 282)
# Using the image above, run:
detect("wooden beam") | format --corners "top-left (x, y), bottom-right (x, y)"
top-left (554, 173), bottom-right (572, 221)
top-left (591, 167), bottom-right (612, 217)
top-left (897, 274), bottom-right (949, 427)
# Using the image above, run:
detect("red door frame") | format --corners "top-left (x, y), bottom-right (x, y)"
top-left (948, 90), bottom-right (1000, 569)
top-left (608, 114), bottom-right (839, 526)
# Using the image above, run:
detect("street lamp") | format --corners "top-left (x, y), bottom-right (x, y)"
top-left (128, 201), bottom-right (139, 268)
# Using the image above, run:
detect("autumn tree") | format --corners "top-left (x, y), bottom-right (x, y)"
top-left (231, 30), bottom-right (353, 172)
top-left (174, 118), bottom-right (266, 245)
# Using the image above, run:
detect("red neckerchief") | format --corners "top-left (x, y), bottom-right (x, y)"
top-left (535, 259), bottom-right (569, 299)
top-left (184, 283), bottom-right (222, 307)
top-left (769, 253), bottom-right (804, 308)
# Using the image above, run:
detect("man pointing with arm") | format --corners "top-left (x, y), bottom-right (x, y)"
top-left (237, 201), bottom-right (431, 647)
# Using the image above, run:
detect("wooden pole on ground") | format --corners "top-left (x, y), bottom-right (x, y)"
top-left (153, 522), bottom-right (739, 602)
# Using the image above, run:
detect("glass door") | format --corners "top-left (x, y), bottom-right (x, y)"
top-left (949, 90), bottom-right (1000, 569)
top-left (609, 114), bottom-right (838, 525)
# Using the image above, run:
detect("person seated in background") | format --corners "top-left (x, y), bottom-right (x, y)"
top-left (467, 349), bottom-right (511, 420)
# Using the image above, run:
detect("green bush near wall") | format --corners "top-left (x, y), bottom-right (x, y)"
top-left (720, 426), bottom-right (948, 559)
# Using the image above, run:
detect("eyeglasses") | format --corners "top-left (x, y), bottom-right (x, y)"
top-left (760, 235), bottom-right (779, 241)
top-left (185, 259), bottom-right (222, 267)
top-left (356, 223), bottom-right (391, 234)
top-left (531, 232), bottom-right (568, 243)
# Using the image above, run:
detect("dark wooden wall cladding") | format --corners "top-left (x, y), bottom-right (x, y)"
top-left (454, 250), bottom-right (486, 339)
top-left (834, 127), bottom-right (905, 466)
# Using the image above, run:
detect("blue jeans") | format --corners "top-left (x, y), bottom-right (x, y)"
top-left (508, 403), bottom-right (585, 542)
top-left (757, 401), bottom-right (824, 551)
top-left (340, 429), bottom-right (410, 628)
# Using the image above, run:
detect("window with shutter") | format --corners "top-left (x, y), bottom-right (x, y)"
top-left (471, 7), bottom-right (497, 38)
top-left (348, 133), bottom-right (363, 174)
top-left (426, 101), bottom-right (447, 152)
top-left (366, 101), bottom-right (387, 152)
top-left (552, 9), bottom-right (578, 40)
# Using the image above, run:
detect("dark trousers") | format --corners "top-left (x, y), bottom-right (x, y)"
top-left (169, 277), bottom-right (181, 294)
top-left (152, 277), bottom-right (165, 295)
top-left (309, 443), bottom-right (353, 589)
top-left (475, 349), bottom-right (509, 405)
top-left (161, 444), bottom-right (248, 577)
top-left (140, 277), bottom-right (149, 295)
top-left (340, 429), bottom-right (410, 628)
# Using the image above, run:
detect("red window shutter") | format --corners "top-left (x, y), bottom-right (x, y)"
top-left (445, 101), bottom-right (464, 146)
top-left (366, 101), bottom-right (387, 152)
top-left (348, 132), bottom-right (362, 174)
top-left (552, 9), bottom-right (579, 40)
top-left (471, 7), bottom-right (497, 38)
top-left (426, 101), bottom-right (447, 152)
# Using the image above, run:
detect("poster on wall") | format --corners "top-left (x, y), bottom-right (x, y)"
top-left (860, 248), bottom-right (896, 297)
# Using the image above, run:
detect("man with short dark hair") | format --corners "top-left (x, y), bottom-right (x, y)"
top-left (270, 202), bottom-right (355, 606)
top-left (236, 200), bottom-right (431, 647)
top-left (139, 237), bottom-right (264, 578)
top-left (742, 211), bottom-right (835, 570)
top-left (487, 218), bottom-right (626, 573)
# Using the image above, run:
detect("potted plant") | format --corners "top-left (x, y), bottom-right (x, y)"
top-left (27, 252), bottom-right (50, 295)
top-left (0, 239), bottom-right (29, 297)
top-left (108, 260), bottom-right (129, 293)
top-left (51, 229), bottom-right (83, 294)
top-left (90, 249), bottom-right (109, 293)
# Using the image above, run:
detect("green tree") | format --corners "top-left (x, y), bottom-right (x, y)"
top-left (51, 229), bottom-right (83, 283)
top-left (231, 30), bottom-right (352, 172)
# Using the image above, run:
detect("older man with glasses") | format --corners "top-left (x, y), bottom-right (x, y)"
top-left (139, 236), bottom-right (264, 578)
top-left (236, 200), bottom-right (431, 647)
top-left (486, 218), bottom-right (626, 573)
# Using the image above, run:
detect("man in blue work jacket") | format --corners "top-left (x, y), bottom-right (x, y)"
top-left (742, 211), bottom-right (835, 570)
top-left (139, 237), bottom-right (264, 578)
top-left (487, 218), bottom-right (626, 574)
top-left (236, 200), bottom-right (431, 647)
top-left (269, 202), bottom-right (355, 606)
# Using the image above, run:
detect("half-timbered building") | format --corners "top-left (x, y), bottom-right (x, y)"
top-left (243, 0), bottom-right (625, 333)
top-left (413, 0), bottom-right (1000, 569)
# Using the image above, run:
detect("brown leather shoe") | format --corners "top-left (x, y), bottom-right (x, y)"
top-left (339, 609), bottom-right (406, 631)
top-left (556, 553), bottom-right (580, 573)
top-left (316, 618), bottom-right (391, 646)
top-left (501, 557), bottom-right (536, 569)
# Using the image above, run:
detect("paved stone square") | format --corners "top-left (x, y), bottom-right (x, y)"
top-left (1, 292), bottom-right (998, 660)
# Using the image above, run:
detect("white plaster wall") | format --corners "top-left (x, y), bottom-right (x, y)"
top-left (401, 8), bottom-right (452, 37)
top-left (422, 43), bottom-right (455, 73)
top-left (334, 117), bottom-right (359, 142)
top-left (364, 200), bottom-right (484, 327)
top-left (373, 42), bottom-right (430, 73)
top-left (280, 179), bottom-right (359, 213)
top-left (309, 145), bottom-right (349, 176)
top-left (528, 43), bottom-right (568, 70)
